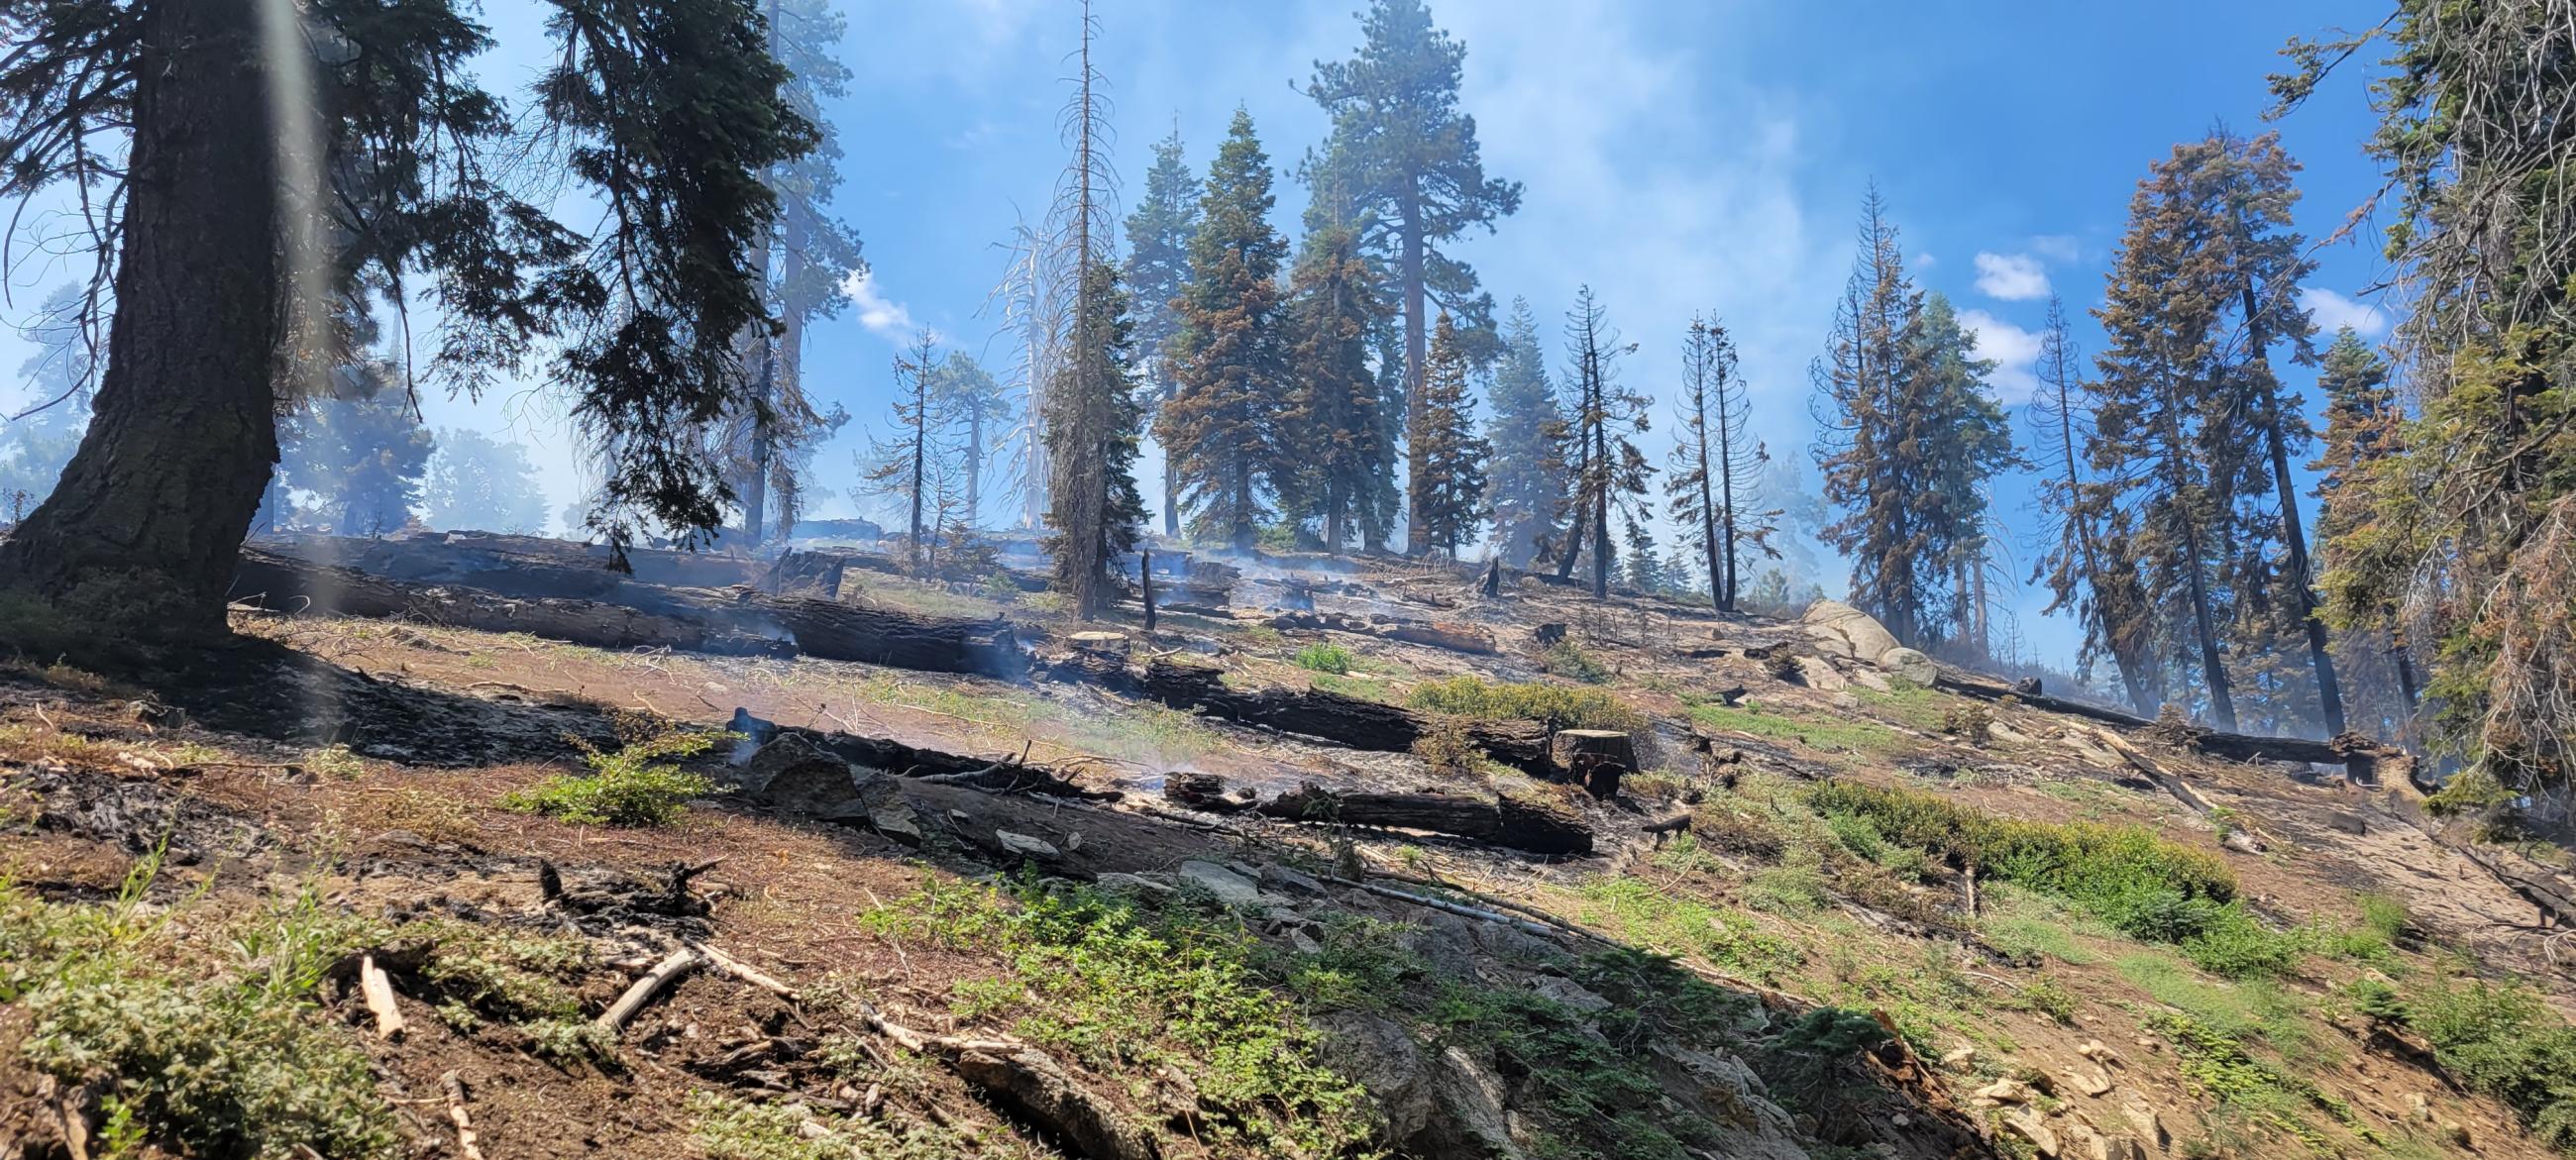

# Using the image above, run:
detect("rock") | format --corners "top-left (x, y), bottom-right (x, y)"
top-left (1645, 1042), bottom-right (1806, 1159)
top-left (1802, 599), bottom-right (1900, 663)
top-left (1939, 1045), bottom-right (1978, 1070)
top-left (867, 801), bottom-right (923, 845)
top-left (2002, 1107), bottom-right (2061, 1157)
top-left (1973, 1077), bottom-right (2038, 1106)
top-left (2089, 1132), bottom-right (2146, 1160)
top-left (2407, 1092), bottom-right (2432, 1122)
top-left (1094, 872), bottom-right (1174, 896)
top-left (738, 734), bottom-right (896, 821)
top-left (2119, 1101), bottom-right (2167, 1150)
top-left (1528, 975), bottom-right (1612, 1014)
top-left (1878, 646), bottom-right (1937, 685)
top-left (2076, 1038), bottom-right (2120, 1065)
top-left (2070, 1064), bottom-right (2114, 1097)
top-left (1850, 668), bottom-right (1892, 692)
top-left (1178, 859), bottom-right (1268, 906)
top-left (996, 830), bottom-right (1059, 860)
top-left (1314, 1011), bottom-right (1439, 1146)
top-left (1428, 1046), bottom-right (1526, 1159)
top-left (1791, 655), bottom-right (1850, 690)
top-left (1259, 864), bottom-right (1329, 896)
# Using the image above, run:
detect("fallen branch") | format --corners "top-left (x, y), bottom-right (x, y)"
top-left (854, 1002), bottom-right (1158, 1160)
top-left (359, 952), bottom-right (405, 1040)
top-left (594, 947), bottom-right (701, 1035)
top-left (440, 1071), bottom-right (486, 1160)
top-left (693, 941), bottom-right (797, 999)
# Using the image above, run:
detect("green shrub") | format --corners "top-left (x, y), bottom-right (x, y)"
top-left (1759, 1007), bottom-right (1893, 1110)
top-left (862, 876), bottom-right (1376, 1156)
top-left (2405, 978), bottom-right (2576, 1147)
top-left (3, 858), bottom-right (399, 1160)
top-left (500, 718), bottom-right (725, 826)
top-left (1539, 640), bottom-right (1612, 683)
top-left (1408, 675), bottom-right (1643, 733)
top-left (1293, 642), bottom-right (1354, 675)
top-left (2012, 977), bottom-right (2080, 1024)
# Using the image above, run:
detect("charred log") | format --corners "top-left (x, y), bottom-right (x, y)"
top-left (1257, 781), bottom-right (1592, 856)
top-left (1133, 660), bottom-right (1551, 776)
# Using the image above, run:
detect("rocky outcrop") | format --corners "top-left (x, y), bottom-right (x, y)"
top-left (1802, 599), bottom-right (1900, 664)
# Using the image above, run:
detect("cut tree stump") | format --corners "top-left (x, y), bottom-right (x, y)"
top-left (1550, 730), bottom-right (1637, 798)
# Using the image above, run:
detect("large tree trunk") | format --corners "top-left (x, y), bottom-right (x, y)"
top-left (1399, 196), bottom-right (1428, 556)
top-left (0, 0), bottom-right (278, 641)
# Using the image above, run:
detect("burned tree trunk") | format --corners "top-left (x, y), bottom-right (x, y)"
top-left (1259, 782), bottom-right (1592, 856)
top-left (1550, 730), bottom-right (1636, 798)
top-left (1133, 660), bottom-right (1551, 775)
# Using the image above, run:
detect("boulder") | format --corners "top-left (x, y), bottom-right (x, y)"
top-left (1178, 859), bottom-right (1269, 906)
top-left (1791, 655), bottom-right (1849, 690)
top-left (1314, 1011), bottom-right (1439, 1145)
top-left (737, 734), bottom-right (896, 822)
top-left (1801, 599), bottom-right (1899, 663)
top-left (1643, 1042), bottom-right (1806, 1160)
top-left (1878, 646), bottom-right (1937, 685)
top-left (1427, 1046), bottom-right (1525, 1159)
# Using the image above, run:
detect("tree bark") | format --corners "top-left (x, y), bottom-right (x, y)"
top-left (0, 0), bottom-right (279, 641)
top-left (1400, 196), bottom-right (1429, 556)
top-left (1259, 782), bottom-right (1591, 856)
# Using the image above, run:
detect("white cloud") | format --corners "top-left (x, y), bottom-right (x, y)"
top-left (2029, 235), bottom-right (2080, 264)
top-left (1960, 308), bottom-right (2042, 404)
top-left (1973, 252), bottom-right (2050, 301)
top-left (2301, 287), bottom-right (2389, 338)
top-left (843, 270), bottom-right (919, 342)
top-left (1914, 252), bottom-right (1937, 270)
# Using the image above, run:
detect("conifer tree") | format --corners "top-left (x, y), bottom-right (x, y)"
top-left (1041, 1), bottom-right (1145, 617)
top-left (1553, 286), bottom-right (1652, 598)
top-left (1913, 291), bottom-right (2024, 661)
top-left (1666, 315), bottom-right (1775, 611)
top-left (422, 429), bottom-right (553, 536)
top-left (2029, 295), bottom-right (2163, 714)
top-left (927, 354), bottom-right (1015, 532)
top-left (1124, 126), bottom-right (1197, 536)
top-left (1159, 109), bottom-right (1289, 551)
top-left (1812, 187), bottom-right (1934, 644)
top-left (1484, 297), bottom-right (1565, 568)
top-left (0, 0), bottom-right (812, 640)
top-left (2308, 327), bottom-right (2415, 739)
top-left (1305, 0), bottom-right (1521, 554)
top-left (2092, 151), bottom-right (2243, 729)
top-left (1413, 313), bottom-right (1489, 556)
top-left (863, 332), bottom-right (945, 573)
top-left (1279, 220), bottom-right (1392, 552)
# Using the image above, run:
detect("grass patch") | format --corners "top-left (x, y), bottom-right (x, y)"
top-left (1408, 676), bottom-right (1643, 733)
top-left (862, 875), bottom-right (1376, 1157)
top-left (1574, 876), bottom-right (1802, 984)
top-left (2148, 1010), bottom-right (2363, 1151)
top-left (1538, 640), bottom-right (1612, 683)
top-left (2390, 976), bottom-right (2576, 1147)
top-left (1312, 672), bottom-right (1396, 702)
top-left (1686, 702), bottom-right (1902, 755)
top-left (498, 716), bottom-right (725, 826)
top-left (0, 852), bottom-right (399, 1160)
top-left (1293, 642), bottom-right (1354, 675)
top-left (842, 673), bottom-right (1220, 763)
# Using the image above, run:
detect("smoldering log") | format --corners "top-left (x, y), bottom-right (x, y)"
top-left (1934, 670), bottom-right (2418, 787)
top-left (1133, 659), bottom-right (1552, 776)
top-left (232, 549), bottom-right (1023, 676)
top-left (1257, 781), bottom-right (1592, 856)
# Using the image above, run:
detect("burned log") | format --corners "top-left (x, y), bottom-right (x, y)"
top-left (1258, 782), bottom-right (1592, 856)
top-left (1134, 660), bottom-right (1552, 776)
top-left (233, 549), bottom-right (1022, 676)
top-left (1933, 669), bottom-right (2418, 787)
top-left (1161, 772), bottom-right (1252, 813)
top-left (1550, 730), bottom-right (1637, 798)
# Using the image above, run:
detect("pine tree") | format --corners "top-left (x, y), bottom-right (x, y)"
top-left (422, 429), bottom-right (554, 536)
top-left (927, 354), bottom-right (1015, 532)
top-left (1553, 286), bottom-right (1652, 598)
top-left (1413, 313), bottom-right (1489, 556)
top-left (284, 387), bottom-right (435, 538)
top-left (1305, 0), bottom-right (1521, 554)
top-left (734, 0), bottom-right (866, 545)
top-left (0, 286), bottom-right (97, 518)
top-left (1041, 1), bottom-right (1145, 618)
top-left (863, 332), bottom-right (945, 573)
top-left (1159, 109), bottom-right (1289, 551)
top-left (2308, 327), bottom-right (2415, 740)
top-left (1666, 315), bottom-right (1775, 611)
top-left (1812, 186), bottom-right (1933, 644)
top-left (1125, 126), bottom-right (1197, 537)
top-left (2029, 295), bottom-right (2163, 715)
top-left (0, 0), bottom-right (811, 639)
top-left (1279, 220), bottom-right (1391, 552)
top-left (1913, 291), bottom-right (2024, 661)
top-left (1484, 297), bottom-right (1565, 569)
top-left (2092, 149), bottom-right (2243, 729)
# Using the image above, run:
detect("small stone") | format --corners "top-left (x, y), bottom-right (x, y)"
top-left (995, 830), bottom-right (1058, 860)
top-left (1528, 975), bottom-right (1612, 1014)
top-left (2003, 1107), bottom-right (2061, 1157)
top-left (2407, 1092), bottom-right (2432, 1122)
top-left (867, 802), bottom-right (923, 845)
top-left (1094, 872), bottom-right (1175, 896)
top-left (2070, 1065), bottom-right (2114, 1097)
top-left (2119, 1101), bottom-right (2166, 1149)
top-left (1178, 859), bottom-right (1268, 905)
top-left (1973, 1078), bottom-right (2036, 1106)
top-left (1939, 1045), bottom-right (1978, 1070)
top-left (1259, 863), bottom-right (1330, 896)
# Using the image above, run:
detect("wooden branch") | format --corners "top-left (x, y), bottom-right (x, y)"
top-left (853, 1002), bottom-right (1157, 1160)
top-left (440, 1071), bottom-right (486, 1160)
top-left (693, 942), bottom-right (797, 999)
top-left (594, 947), bottom-right (701, 1036)
top-left (359, 952), bottom-right (405, 1040)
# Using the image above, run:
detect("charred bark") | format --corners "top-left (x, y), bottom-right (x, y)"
top-left (1260, 781), bottom-right (1591, 856)
top-left (1132, 659), bottom-right (1551, 775)
top-left (0, 0), bottom-right (278, 640)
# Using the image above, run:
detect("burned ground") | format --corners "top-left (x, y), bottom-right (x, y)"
top-left (1, 537), bottom-right (2572, 1160)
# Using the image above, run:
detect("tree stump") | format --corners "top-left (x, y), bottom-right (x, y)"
top-left (1551, 730), bottom-right (1637, 798)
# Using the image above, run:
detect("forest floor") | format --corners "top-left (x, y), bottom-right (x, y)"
top-left (2, 539), bottom-right (2572, 1160)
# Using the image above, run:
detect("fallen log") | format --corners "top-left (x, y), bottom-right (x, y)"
top-left (1133, 659), bottom-right (1552, 776)
top-left (1258, 781), bottom-right (1592, 856)
top-left (596, 947), bottom-right (701, 1035)
top-left (1937, 669), bottom-right (2419, 787)
top-left (233, 549), bottom-right (1023, 676)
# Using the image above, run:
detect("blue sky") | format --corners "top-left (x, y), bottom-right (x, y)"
top-left (0, 0), bottom-right (2400, 674)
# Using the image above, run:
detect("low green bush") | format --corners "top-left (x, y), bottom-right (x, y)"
top-left (500, 718), bottom-right (725, 826)
top-left (1292, 642), bottom-right (1354, 675)
top-left (1407, 675), bottom-right (1643, 733)
top-left (2401, 978), bottom-right (2576, 1147)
